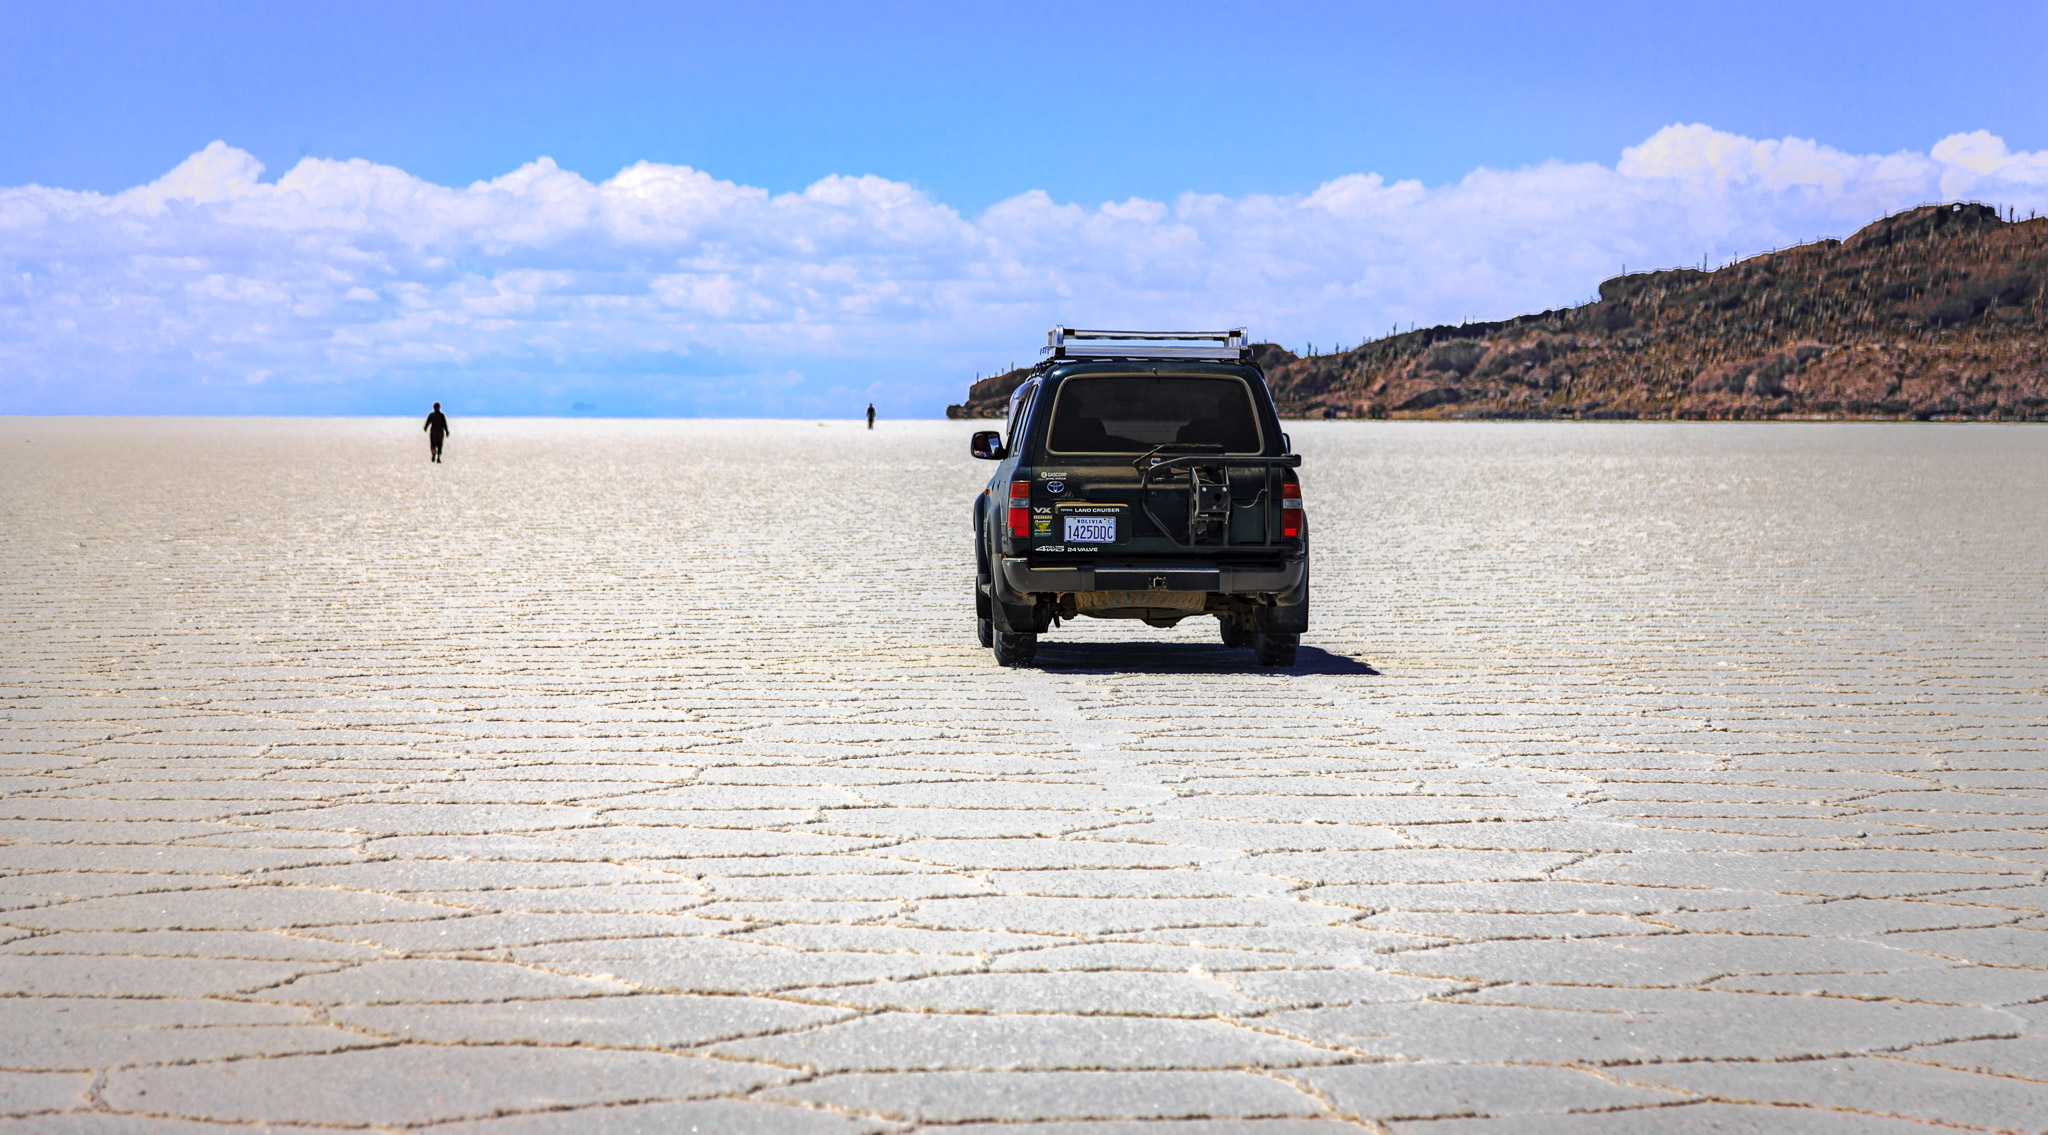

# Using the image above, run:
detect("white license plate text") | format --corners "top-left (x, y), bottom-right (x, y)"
top-left (1064, 516), bottom-right (1116, 543)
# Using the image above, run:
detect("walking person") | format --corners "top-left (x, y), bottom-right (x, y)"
top-left (866, 402), bottom-right (876, 430)
top-left (423, 402), bottom-right (450, 463)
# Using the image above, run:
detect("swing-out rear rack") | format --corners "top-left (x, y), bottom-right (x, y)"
top-left (1134, 451), bottom-right (1305, 549)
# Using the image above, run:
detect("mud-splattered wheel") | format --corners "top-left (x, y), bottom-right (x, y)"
top-left (977, 616), bottom-right (994, 648)
top-left (1220, 616), bottom-right (1252, 649)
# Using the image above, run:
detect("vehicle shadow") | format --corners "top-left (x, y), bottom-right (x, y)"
top-left (1030, 642), bottom-right (1379, 676)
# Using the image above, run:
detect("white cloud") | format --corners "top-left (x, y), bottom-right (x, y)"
top-left (124, 139), bottom-right (267, 210)
top-left (3, 124), bottom-right (2045, 414)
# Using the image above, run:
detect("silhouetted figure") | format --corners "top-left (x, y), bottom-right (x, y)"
top-left (866, 402), bottom-right (875, 430)
top-left (423, 402), bottom-right (449, 463)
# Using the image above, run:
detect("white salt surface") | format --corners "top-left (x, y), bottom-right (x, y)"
top-left (1, 417), bottom-right (2044, 1131)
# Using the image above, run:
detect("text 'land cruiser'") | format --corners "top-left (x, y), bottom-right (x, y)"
top-left (971, 328), bottom-right (1308, 668)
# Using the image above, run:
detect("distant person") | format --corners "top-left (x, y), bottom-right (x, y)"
top-left (423, 402), bottom-right (450, 463)
top-left (866, 402), bottom-right (876, 430)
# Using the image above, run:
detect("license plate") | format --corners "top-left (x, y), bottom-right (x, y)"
top-left (1064, 515), bottom-right (1117, 544)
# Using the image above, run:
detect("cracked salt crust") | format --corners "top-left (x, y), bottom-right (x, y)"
top-left (0, 417), bottom-right (2043, 1132)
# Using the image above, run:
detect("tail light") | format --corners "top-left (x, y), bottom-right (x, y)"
top-left (1281, 474), bottom-right (1303, 539)
top-left (1007, 480), bottom-right (1031, 538)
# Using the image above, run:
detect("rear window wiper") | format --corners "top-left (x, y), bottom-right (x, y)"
top-left (1131, 443), bottom-right (1224, 470)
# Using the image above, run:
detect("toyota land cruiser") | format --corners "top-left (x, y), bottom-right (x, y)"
top-left (970, 328), bottom-right (1308, 668)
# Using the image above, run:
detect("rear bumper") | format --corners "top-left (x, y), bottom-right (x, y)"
top-left (1000, 557), bottom-right (1305, 597)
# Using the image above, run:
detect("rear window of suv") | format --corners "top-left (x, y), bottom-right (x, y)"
top-left (1046, 376), bottom-right (1263, 454)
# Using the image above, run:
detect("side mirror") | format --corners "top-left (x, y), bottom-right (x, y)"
top-left (1281, 432), bottom-right (1293, 454)
top-left (970, 430), bottom-right (1006, 460)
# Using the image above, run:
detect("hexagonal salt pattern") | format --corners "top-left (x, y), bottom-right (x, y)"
top-left (1, 418), bottom-right (2043, 1132)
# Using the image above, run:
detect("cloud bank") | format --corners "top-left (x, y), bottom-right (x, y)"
top-left (4, 125), bottom-right (2045, 415)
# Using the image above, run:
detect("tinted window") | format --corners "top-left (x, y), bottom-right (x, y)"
top-left (1047, 377), bottom-right (1262, 454)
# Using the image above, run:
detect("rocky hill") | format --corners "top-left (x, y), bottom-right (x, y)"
top-left (948, 203), bottom-right (2048, 422)
top-left (1268, 203), bottom-right (2047, 420)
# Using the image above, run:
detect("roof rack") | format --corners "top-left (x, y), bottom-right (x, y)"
top-left (1042, 327), bottom-right (1249, 361)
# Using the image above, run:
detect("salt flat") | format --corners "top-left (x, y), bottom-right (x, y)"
top-left (1, 417), bottom-right (2044, 1133)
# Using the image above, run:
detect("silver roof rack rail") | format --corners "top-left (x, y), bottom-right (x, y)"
top-left (1043, 327), bottom-right (1250, 361)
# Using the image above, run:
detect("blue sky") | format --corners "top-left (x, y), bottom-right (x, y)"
top-left (3, 1), bottom-right (2046, 416)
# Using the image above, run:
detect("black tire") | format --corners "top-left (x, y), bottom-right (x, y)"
top-left (1219, 616), bottom-right (1252, 649)
top-left (993, 631), bottom-right (1037, 667)
top-left (973, 498), bottom-right (993, 646)
top-left (1253, 631), bottom-right (1298, 668)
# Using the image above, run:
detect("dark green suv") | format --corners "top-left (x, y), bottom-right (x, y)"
top-left (971, 328), bottom-right (1308, 667)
